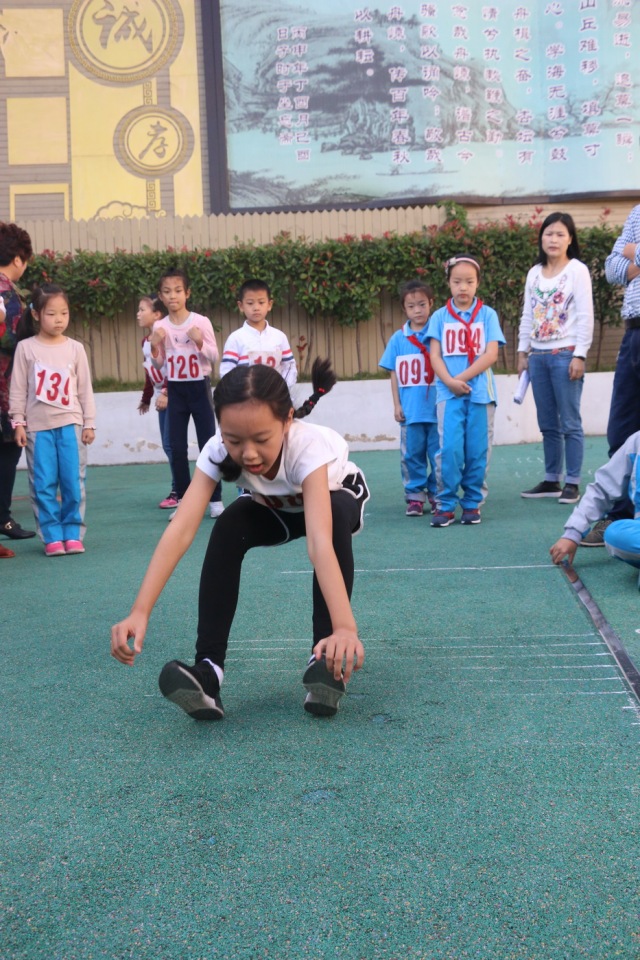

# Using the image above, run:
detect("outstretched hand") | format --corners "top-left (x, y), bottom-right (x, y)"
top-left (313, 629), bottom-right (364, 683)
top-left (110, 612), bottom-right (148, 666)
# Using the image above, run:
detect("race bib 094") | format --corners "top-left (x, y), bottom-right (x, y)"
top-left (442, 322), bottom-right (486, 357)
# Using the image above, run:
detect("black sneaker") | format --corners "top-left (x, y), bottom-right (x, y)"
top-left (558, 483), bottom-right (580, 504)
top-left (303, 656), bottom-right (346, 717)
top-left (520, 481), bottom-right (562, 499)
top-left (158, 660), bottom-right (224, 720)
top-left (0, 518), bottom-right (36, 539)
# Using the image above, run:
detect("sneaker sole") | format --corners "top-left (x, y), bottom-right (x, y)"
top-left (158, 662), bottom-right (224, 721)
top-left (430, 518), bottom-right (455, 527)
top-left (460, 517), bottom-right (481, 525)
top-left (579, 539), bottom-right (606, 548)
top-left (520, 492), bottom-right (562, 498)
top-left (558, 497), bottom-right (580, 504)
top-left (303, 661), bottom-right (345, 717)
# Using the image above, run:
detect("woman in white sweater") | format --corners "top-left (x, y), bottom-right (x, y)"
top-left (517, 212), bottom-right (594, 505)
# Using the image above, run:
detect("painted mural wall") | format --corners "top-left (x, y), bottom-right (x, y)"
top-left (0, 0), bottom-right (205, 221)
top-left (1, 1), bottom-right (638, 222)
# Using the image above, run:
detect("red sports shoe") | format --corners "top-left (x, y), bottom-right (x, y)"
top-left (64, 540), bottom-right (85, 554)
top-left (45, 541), bottom-right (66, 557)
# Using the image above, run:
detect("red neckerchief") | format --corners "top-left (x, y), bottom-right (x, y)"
top-left (445, 298), bottom-right (483, 364)
top-left (406, 332), bottom-right (434, 385)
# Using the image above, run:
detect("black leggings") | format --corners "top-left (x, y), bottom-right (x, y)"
top-left (195, 486), bottom-right (365, 668)
top-left (0, 439), bottom-right (22, 524)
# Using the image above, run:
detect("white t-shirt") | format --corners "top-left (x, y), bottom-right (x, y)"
top-left (196, 419), bottom-right (358, 512)
top-left (142, 339), bottom-right (166, 395)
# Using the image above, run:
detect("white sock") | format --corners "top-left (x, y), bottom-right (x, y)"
top-left (203, 658), bottom-right (224, 685)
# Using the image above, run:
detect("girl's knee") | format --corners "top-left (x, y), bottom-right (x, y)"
top-left (604, 520), bottom-right (640, 567)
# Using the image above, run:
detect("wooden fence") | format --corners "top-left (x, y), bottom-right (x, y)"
top-left (19, 196), bottom-right (635, 379)
top-left (18, 197), bottom-right (636, 255)
top-left (69, 295), bottom-right (625, 385)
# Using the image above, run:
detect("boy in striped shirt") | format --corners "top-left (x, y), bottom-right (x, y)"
top-left (220, 279), bottom-right (297, 387)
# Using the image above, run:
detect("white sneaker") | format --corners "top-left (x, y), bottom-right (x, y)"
top-left (169, 500), bottom-right (181, 520)
top-left (209, 501), bottom-right (224, 519)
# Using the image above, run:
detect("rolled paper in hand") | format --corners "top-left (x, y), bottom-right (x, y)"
top-left (513, 370), bottom-right (530, 405)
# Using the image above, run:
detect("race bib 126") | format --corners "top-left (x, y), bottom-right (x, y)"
top-left (166, 350), bottom-right (201, 381)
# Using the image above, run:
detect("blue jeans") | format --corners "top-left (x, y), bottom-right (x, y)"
top-left (528, 349), bottom-right (584, 485)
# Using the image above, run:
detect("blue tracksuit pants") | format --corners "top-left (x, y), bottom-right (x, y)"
top-left (26, 424), bottom-right (86, 544)
top-left (435, 397), bottom-right (495, 512)
top-left (604, 520), bottom-right (640, 569)
top-left (400, 421), bottom-right (438, 502)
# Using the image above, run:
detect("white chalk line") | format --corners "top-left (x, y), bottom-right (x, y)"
top-left (227, 636), bottom-right (600, 648)
top-left (282, 563), bottom-right (557, 574)
top-left (522, 691), bottom-right (628, 697)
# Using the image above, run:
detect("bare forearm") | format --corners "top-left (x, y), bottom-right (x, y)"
top-left (307, 539), bottom-right (357, 633)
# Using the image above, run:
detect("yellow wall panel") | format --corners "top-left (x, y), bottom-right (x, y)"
top-left (1, 8), bottom-right (65, 77)
top-left (68, 63), bottom-right (146, 219)
top-left (168, 0), bottom-right (203, 216)
top-left (7, 98), bottom-right (68, 165)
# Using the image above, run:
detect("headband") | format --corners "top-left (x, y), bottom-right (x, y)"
top-left (445, 256), bottom-right (481, 275)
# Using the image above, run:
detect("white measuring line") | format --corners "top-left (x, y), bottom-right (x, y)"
top-left (282, 563), bottom-right (557, 574)
top-left (561, 561), bottom-right (640, 704)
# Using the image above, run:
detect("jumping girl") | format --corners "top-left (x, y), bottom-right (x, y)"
top-left (111, 360), bottom-right (369, 720)
top-left (9, 284), bottom-right (95, 556)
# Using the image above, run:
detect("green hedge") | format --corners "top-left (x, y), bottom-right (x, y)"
top-left (23, 205), bottom-right (623, 371)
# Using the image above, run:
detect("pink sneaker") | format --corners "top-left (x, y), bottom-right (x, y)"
top-left (45, 541), bottom-right (66, 557)
top-left (64, 539), bottom-right (85, 554)
top-left (159, 492), bottom-right (179, 509)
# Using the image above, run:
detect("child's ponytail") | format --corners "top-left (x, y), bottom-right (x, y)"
top-left (294, 357), bottom-right (337, 419)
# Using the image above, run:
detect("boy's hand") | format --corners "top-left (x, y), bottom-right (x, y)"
top-left (448, 378), bottom-right (472, 396)
top-left (187, 327), bottom-right (203, 349)
top-left (111, 612), bottom-right (148, 666)
top-left (549, 537), bottom-right (578, 566)
top-left (13, 425), bottom-right (27, 447)
top-left (394, 403), bottom-right (405, 422)
top-left (313, 629), bottom-right (364, 683)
